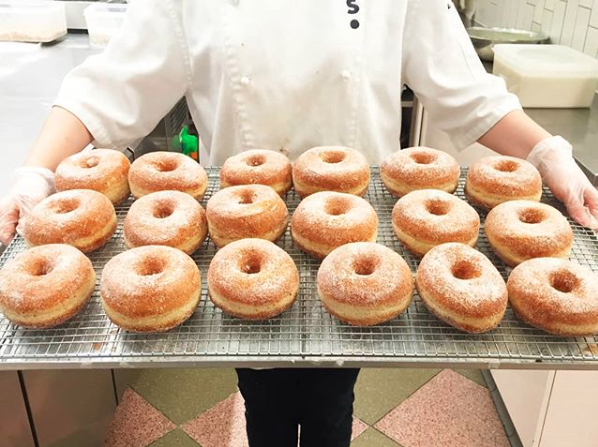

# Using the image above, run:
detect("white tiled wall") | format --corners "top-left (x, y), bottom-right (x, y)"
top-left (476, 0), bottom-right (598, 58)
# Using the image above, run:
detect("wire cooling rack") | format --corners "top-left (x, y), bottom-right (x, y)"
top-left (1, 167), bottom-right (598, 370)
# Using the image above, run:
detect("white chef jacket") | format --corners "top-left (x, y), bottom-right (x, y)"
top-left (54, 0), bottom-right (521, 166)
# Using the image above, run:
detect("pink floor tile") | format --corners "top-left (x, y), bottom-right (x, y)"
top-left (182, 391), bottom-right (369, 447)
top-left (104, 388), bottom-right (176, 447)
top-left (375, 369), bottom-right (510, 447)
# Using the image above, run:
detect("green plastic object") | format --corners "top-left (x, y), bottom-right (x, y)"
top-left (172, 125), bottom-right (199, 161)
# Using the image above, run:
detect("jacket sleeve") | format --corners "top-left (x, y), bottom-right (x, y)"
top-left (53, 0), bottom-right (191, 148)
top-left (402, 0), bottom-right (522, 149)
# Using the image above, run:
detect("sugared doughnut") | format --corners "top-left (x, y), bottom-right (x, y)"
top-left (124, 191), bottom-right (207, 255)
top-left (292, 146), bottom-right (370, 197)
top-left (507, 258), bottom-right (598, 336)
top-left (416, 243), bottom-right (508, 333)
top-left (392, 190), bottom-right (480, 257)
top-left (317, 243), bottom-right (414, 326)
top-left (291, 191), bottom-right (378, 259)
top-left (22, 189), bottom-right (117, 253)
top-left (220, 149), bottom-right (293, 196)
top-left (55, 149), bottom-right (131, 205)
top-left (100, 246), bottom-right (201, 332)
top-left (206, 185), bottom-right (288, 248)
top-left (465, 156), bottom-right (542, 209)
top-left (129, 152), bottom-right (208, 200)
top-left (485, 200), bottom-right (573, 267)
top-left (0, 244), bottom-right (95, 328)
top-left (381, 147), bottom-right (460, 197)
top-left (207, 239), bottom-right (299, 319)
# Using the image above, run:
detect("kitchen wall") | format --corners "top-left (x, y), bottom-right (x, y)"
top-left (475, 0), bottom-right (598, 59)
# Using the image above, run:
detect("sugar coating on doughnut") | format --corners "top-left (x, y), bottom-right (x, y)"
top-left (507, 258), bottom-right (598, 336)
top-left (485, 200), bottom-right (573, 266)
top-left (317, 242), bottom-right (414, 326)
top-left (416, 243), bottom-right (507, 333)
top-left (100, 245), bottom-right (201, 332)
top-left (207, 239), bottom-right (299, 319)
top-left (392, 189), bottom-right (479, 256)
top-left (220, 149), bottom-right (293, 196)
top-left (465, 156), bottom-right (542, 209)
top-left (55, 149), bottom-right (131, 204)
top-left (23, 189), bottom-right (117, 253)
top-left (0, 244), bottom-right (95, 328)
top-left (206, 185), bottom-right (288, 248)
top-left (124, 190), bottom-right (207, 254)
top-left (291, 191), bottom-right (378, 258)
top-left (381, 147), bottom-right (460, 197)
top-left (129, 151), bottom-right (208, 200)
top-left (292, 146), bottom-right (370, 197)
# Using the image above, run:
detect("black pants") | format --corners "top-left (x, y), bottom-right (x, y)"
top-left (236, 368), bottom-right (360, 447)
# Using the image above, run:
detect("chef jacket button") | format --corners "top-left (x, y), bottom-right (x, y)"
top-left (240, 76), bottom-right (251, 86)
top-left (279, 147), bottom-right (288, 155)
top-left (341, 70), bottom-right (351, 80)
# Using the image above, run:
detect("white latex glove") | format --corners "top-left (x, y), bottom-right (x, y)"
top-left (0, 167), bottom-right (55, 246)
top-left (527, 136), bottom-right (598, 230)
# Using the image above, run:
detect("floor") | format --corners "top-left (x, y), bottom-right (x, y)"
top-left (105, 367), bottom-right (511, 447)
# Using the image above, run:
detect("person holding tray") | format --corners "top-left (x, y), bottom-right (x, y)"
top-left (1, 1), bottom-right (597, 446)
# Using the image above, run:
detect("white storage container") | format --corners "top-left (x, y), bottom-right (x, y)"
top-left (84, 3), bottom-right (127, 47)
top-left (493, 44), bottom-right (598, 108)
top-left (0, 0), bottom-right (67, 43)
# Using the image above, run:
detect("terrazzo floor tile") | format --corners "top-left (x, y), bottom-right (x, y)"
top-left (114, 368), bottom-right (238, 424)
top-left (104, 388), bottom-right (176, 447)
top-left (182, 391), bottom-right (370, 447)
top-left (149, 428), bottom-right (199, 447)
top-left (354, 368), bottom-right (441, 424)
top-left (374, 369), bottom-right (509, 447)
top-left (351, 428), bottom-right (402, 447)
top-left (453, 368), bottom-right (487, 388)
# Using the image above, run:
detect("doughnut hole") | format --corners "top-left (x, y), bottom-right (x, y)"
top-left (152, 201), bottom-right (175, 219)
top-left (494, 160), bottom-right (519, 173)
top-left (153, 158), bottom-right (179, 173)
top-left (451, 260), bottom-right (482, 280)
top-left (411, 152), bottom-right (437, 165)
top-left (26, 257), bottom-right (55, 277)
top-left (80, 156), bottom-right (100, 169)
top-left (246, 154), bottom-right (266, 167)
top-left (353, 254), bottom-right (380, 276)
top-left (137, 257), bottom-right (166, 277)
top-left (239, 252), bottom-right (263, 275)
top-left (236, 189), bottom-right (256, 205)
top-left (426, 199), bottom-right (450, 216)
top-left (519, 208), bottom-right (545, 225)
top-left (319, 150), bottom-right (346, 164)
top-left (325, 197), bottom-right (351, 216)
top-left (51, 198), bottom-right (80, 215)
top-left (550, 269), bottom-right (580, 294)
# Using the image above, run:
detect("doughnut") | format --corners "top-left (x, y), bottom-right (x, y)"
top-left (128, 151), bottom-right (208, 200)
top-left (291, 191), bottom-right (378, 259)
top-left (485, 200), bottom-right (573, 267)
top-left (381, 147), bottom-right (460, 197)
top-left (317, 242), bottom-right (414, 326)
top-left (0, 244), bottom-right (95, 328)
top-left (124, 191), bottom-right (208, 255)
top-left (292, 146), bottom-right (370, 197)
top-left (55, 149), bottom-right (131, 205)
top-left (416, 243), bottom-right (508, 333)
top-left (22, 189), bottom-right (117, 253)
top-left (206, 185), bottom-right (288, 248)
top-left (220, 149), bottom-right (293, 196)
top-left (100, 246), bottom-right (201, 332)
top-left (392, 190), bottom-right (480, 257)
top-left (507, 258), bottom-right (598, 336)
top-left (465, 156), bottom-right (542, 209)
top-left (207, 239), bottom-right (299, 319)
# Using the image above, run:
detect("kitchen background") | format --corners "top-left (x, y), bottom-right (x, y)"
top-left (476, 0), bottom-right (598, 58)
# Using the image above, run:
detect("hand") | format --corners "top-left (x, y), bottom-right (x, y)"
top-left (0, 167), bottom-right (55, 246)
top-left (527, 136), bottom-right (598, 230)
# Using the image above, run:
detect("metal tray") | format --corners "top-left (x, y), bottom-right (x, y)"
top-left (1, 167), bottom-right (597, 370)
